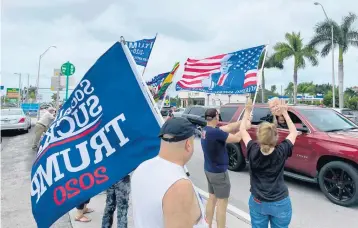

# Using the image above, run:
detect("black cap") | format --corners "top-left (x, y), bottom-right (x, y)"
top-left (159, 117), bottom-right (195, 142)
top-left (204, 108), bottom-right (218, 120)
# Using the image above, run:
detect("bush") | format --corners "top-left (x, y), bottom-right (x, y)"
top-left (345, 96), bottom-right (358, 110)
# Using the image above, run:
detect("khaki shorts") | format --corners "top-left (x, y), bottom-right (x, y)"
top-left (205, 171), bottom-right (231, 199)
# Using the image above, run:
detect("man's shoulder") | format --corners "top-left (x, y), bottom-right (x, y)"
top-left (164, 179), bottom-right (194, 202)
top-left (132, 157), bottom-right (155, 177)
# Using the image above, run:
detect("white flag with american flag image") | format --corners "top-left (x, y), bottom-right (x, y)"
top-left (175, 45), bottom-right (266, 94)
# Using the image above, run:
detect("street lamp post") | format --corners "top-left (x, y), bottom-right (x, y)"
top-left (314, 2), bottom-right (336, 108)
top-left (36, 45), bottom-right (56, 119)
top-left (36, 46), bottom-right (56, 102)
top-left (14, 73), bottom-right (22, 107)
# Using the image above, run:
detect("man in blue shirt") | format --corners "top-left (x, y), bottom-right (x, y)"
top-left (201, 108), bottom-right (248, 228)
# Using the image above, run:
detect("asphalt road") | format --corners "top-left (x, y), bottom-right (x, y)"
top-left (187, 139), bottom-right (358, 228)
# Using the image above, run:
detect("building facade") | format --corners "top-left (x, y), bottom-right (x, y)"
top-left (177, 91), bottom-right (247, 107)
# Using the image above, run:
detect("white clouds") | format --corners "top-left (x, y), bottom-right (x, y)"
top-left (1, 0), bottom-right (357, 101)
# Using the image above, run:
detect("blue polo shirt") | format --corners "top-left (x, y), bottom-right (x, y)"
top-left (201, 126), bottom-right (229, 173)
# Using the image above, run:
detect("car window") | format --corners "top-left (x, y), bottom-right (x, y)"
top-left (220, 106), bottom-right (238, 122)
top-left (274, 111), bottom-right (305, 129)
top-left (183, 107), bottom-right (191, 114)
top-left (1, 109), bottom-right (23, 115)
top-left (299, 109), bottom-right (356, 132)
top-left (189, 107), bottom-right (205, 116)
top-left (240, 107), bottom-right (272, 124)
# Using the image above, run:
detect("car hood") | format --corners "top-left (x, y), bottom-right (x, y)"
top-left (327, 129), bottom-right (358, 145)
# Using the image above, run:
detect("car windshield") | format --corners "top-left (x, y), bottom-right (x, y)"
top-left (1, 109), bottom-right (23, 115)
top-left (299, 109), bottom-right (357, 132)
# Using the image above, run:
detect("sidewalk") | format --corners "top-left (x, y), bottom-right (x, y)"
top-left (0, 126), bottom-right (73, 228)
top-left (69, 192), bottom-right (251, 228)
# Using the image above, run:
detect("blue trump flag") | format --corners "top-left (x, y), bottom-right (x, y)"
top-left (146, 72), bottom-right (169, 87)
top-left (30, 42), bottom-right (162, 228)
top-left (176, 45), bottom-right (266, 94)
top-left (127, 36), bottom-right (156, 67)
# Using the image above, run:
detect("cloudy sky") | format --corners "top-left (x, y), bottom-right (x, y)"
top-left (1, 0), bottom-right (357, 101)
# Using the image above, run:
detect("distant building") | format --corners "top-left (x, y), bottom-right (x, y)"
top-left (177, 91), bottom-right (247, 107)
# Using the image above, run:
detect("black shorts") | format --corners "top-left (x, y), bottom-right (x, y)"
top-left (205, 171), bottom-right (231, 199)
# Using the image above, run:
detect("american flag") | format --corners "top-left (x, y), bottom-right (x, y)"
top-left (176, 45), bottom-right (265, 92)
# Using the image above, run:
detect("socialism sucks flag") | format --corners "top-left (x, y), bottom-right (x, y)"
top-left (127, 36), bottom-right (156, 67)
top-left (155, 62), bottom-right (180, 102)
top-left (176, 45), bottom-right (266, 94)
top-left (30, 42), bottom-right (162, 228)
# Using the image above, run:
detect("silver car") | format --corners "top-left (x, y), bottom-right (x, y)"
top-left (1, 108), bottom-right (31, 132)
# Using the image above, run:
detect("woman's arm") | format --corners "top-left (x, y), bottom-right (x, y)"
top-left (280, 100), bottom-right (298, 145)
top-left (239, 99), bottom-right (253, 147)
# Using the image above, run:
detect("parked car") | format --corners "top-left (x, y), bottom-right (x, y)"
top-left (182, 105), bottom-right (221, 128)
top-left (218, 103), bottom-right (358, 207)
top-left (1, 108), bottom-right (31, 133)
top-left (160, 106), bottom-right (172, 117)
top-left (333, 108), bottom-right (357, 123)
top-left (173, 108), bottom-right (185, 117)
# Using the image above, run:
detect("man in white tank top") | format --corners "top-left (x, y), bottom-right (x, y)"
top-left (131, 117), bottom-right (208, 228)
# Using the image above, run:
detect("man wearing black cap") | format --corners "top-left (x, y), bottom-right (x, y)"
top-left (131, 117), bottom-right (208, 228)
top-left (201, 108), bottom-right (248, 228)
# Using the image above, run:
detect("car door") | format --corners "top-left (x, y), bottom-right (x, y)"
top-left (276, 111), bottom-right (318, 176)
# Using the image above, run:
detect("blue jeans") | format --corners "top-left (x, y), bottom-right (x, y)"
top-left (249, 195), bottom-right (292, 228)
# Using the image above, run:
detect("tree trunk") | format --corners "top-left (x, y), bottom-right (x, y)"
top-left (338, 47), bottom-right (344, 108)
top-left (261, 70), bottom-right (265, 103)
top-left (293, 67), bottom-right (298, 105)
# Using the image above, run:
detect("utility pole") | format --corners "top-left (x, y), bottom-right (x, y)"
top-left (56, 71), bottom-right (61, 110)
top-left (14, 73), bottom-right (22, 107)
top-left (26, 74), bottom-right (30, 102)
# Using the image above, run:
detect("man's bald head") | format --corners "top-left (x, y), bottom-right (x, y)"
top-left (158, 118), bottom-right (196, 166)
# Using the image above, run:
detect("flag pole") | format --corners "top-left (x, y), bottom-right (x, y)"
top-left (252, 45), bottom-right (268, 107)
top-left (142, 33), bottom-right (158, 77)
top-left (158, 63), bottom-right (179, 111)
top-left (121, 36), bottom-right (163, 125)
top-left (250, 44), bottom-right (268, 117)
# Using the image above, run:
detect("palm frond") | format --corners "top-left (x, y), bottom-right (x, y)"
top-left (302, 46), bottom-right (319, 66)
top-left (320, 43), bottom-right (332, 57)
top-left (265, 55), bottom-right (284, 69)
top-left (285, 32), bottom-right (303, 52)
top-left (349, 40), bottom-right (358, 48)
top-left (308, 34), bottom-right (331, 48)
top-left (347, 30), bottom-right (358, 40)
top-left (342, 13), bottom-right (357, 35)
top-left (296, 55), bottom-right (306, 69)
top-left (313, 20), bottom-right (341, 44)
top-left (273, 42), bottom-right (295, 62)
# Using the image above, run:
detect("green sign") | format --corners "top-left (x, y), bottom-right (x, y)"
top-left (6, 88), bottom-right (20, 98)
top-left (61, 61), bottom-right (75, 100)
top-left (61, 61), bottom-right (75, 76)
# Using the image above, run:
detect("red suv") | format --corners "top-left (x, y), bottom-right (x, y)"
top-left (219, 103), bottom-right (358, 207)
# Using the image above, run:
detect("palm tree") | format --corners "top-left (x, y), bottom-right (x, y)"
top-left (258, 54), bottom-right (284, 103)
top-left (309, 12), bottom-right (358, 108)
top-left (272, 32), bottom-right (319, 104)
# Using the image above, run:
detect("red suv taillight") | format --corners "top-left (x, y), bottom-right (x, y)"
top-left (18, 118), bottom-right (25, 123)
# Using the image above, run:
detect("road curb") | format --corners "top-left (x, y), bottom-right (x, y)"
top-left (195, 187), bottom-right (251, 225)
